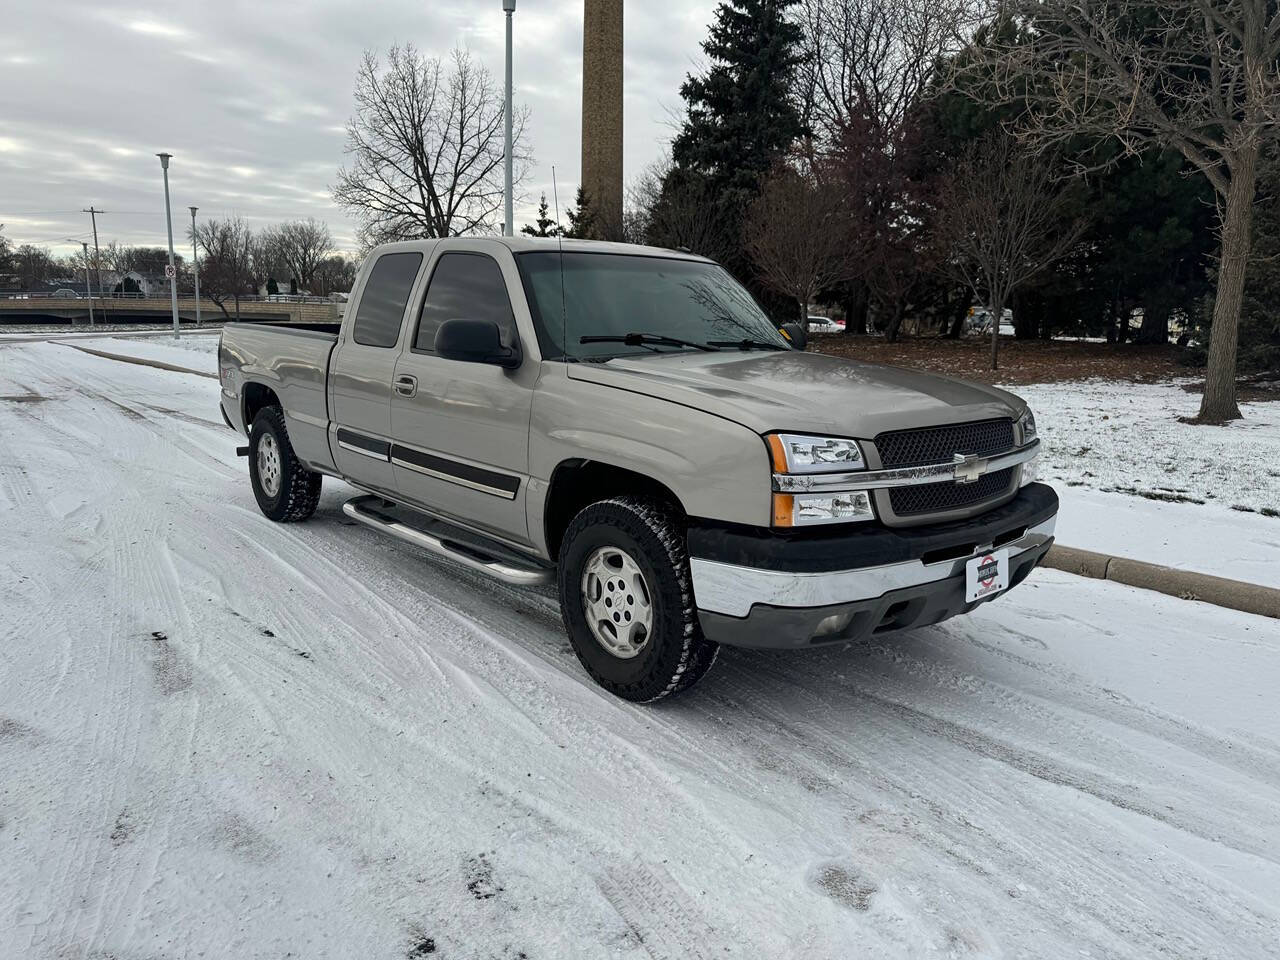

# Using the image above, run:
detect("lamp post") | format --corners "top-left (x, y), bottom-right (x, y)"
top-left (157, 152), bottom-right (180, 340)
top-left (503, 0), bottom-right (516, 237)
top-left (189, 206), bottom-right (201, 327)
top-left (79, 241), bottom-right (94, 327)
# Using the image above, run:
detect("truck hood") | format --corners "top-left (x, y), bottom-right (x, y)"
top-left (567, 350), bottom-right (1026, 440)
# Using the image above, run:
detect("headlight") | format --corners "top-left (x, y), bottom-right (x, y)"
top-left (773, 491), bottom-right (875, 527)
top-left (766, 433), bottom-right (873, 526)
top-left (1017, 409), bottom-right (1037, 445)
top-left (767, 433), bottom-right (865, 473)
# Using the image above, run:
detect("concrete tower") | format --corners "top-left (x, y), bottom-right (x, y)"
top-left (581, 0), bottom-right (624, 237)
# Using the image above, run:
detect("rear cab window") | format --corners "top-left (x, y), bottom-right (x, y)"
top-left (352, 252), bottom-right (423, 348)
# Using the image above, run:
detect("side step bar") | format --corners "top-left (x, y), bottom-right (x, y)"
top-left (342, 495), bottom-right (554, 587)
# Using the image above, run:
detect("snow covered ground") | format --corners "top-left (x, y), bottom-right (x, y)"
top-left (2, 339), bottom-right (1279, 958)
top-left (1015, 378), bottom-right (1280, 515)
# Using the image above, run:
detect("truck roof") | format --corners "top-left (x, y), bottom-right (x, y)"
top-left (366, 236), bottom-right (715, 263)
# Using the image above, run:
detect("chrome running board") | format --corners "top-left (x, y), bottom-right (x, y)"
top-left (342, 495), bottom-right (553, 587)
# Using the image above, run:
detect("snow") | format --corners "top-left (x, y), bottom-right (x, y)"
top-left (2, 341), bottom-right (1279, 959)
top-left (1052, 485), bottom-right (1279, 587)
top-left (1014, 378), bottom-right (1280, 514)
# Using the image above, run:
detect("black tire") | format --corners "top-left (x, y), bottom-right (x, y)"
top-left (249, 406), bottom-right (322, 523)
top-left (557, 496), bottom-right (719, 702)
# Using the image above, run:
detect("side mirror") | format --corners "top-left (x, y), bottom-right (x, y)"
top-left (435, 318), bottom-right (521, 369)
top-left (779, 322), bottom-right (808, 351)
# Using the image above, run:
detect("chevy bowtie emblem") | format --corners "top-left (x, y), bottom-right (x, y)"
top-left (952, 453), bottom-right (987, 484)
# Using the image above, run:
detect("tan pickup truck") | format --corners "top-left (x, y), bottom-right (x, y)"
top-left (218, 237), bottom-right (1056, 701)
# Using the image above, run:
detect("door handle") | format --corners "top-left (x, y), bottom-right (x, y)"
top-left (394, 375), bottom-right (418, 398)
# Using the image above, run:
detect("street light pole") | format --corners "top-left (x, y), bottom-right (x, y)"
top-left (503, 0), bottom-right (516, 237)
top-left (157, 153), bottom-right (180, 340)
top-left (189, 206), bottom-right (201, 327)
top-left (80, 241), bottom-right (94, 327)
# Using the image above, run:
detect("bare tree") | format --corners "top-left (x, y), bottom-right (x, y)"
top-left (312, 254), bottom-right (360, 297)
top-left (333, 45), bottom-right (531, 247)
top-left (964, 0), bottom-right (1280, 419)
top-left (746, 163), bottom-right (858, 326)
top-left (193, 217), bottom-right (255, 320)
top-left (936, 133), bottom-right (1087, 368)
top-left (633, 158), bottom-right (741, 265)
top-left (265, 218), bottom-right (334, 289)
top-left (800, 0), bottom-right (979, 140)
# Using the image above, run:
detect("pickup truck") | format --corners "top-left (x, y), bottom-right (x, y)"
top-left (218, 237), bottom-right (1057, 701)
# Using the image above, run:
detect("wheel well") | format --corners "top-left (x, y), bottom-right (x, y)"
top-left (544, 460), bottom-right (684, 559)
top-left (241, 382), bottom-right (281, 429)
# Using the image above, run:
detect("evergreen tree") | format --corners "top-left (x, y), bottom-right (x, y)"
top-left (671, 0), bottom-right (804, 193)
top-left (655, 0), bottom-right (804, 283)
top-left (266, 276), bottom-right (280, 296)
top-left (562, 188), bottom-right (597, 240)
top-left (521, 193), bottom-right (561, 238)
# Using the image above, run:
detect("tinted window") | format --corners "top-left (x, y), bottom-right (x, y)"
top-left (515, 252), bottom-right (787, 360)
top-left (415, 253), bottom-right (516, 352)
top-left (352, 252), bottom-right (422, 347)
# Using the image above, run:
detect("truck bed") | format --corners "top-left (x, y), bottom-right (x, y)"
top-left (219, 321), bottom-right (339, 473)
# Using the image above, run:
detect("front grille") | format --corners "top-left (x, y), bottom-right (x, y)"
top-left (889, 467), bottom-right (1016, 516)
top-left (875, 419), bottom-right (1014, 469)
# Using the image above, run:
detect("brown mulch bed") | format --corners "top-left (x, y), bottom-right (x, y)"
top-left (808, 336), bottom-right (1188, 386)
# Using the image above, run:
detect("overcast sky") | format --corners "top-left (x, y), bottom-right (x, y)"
top-left (0, 0), bottom-right (719, 257)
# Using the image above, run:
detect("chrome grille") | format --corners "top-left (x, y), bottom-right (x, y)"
top-left (875, 419), bottom-right (1014, 469)
top-left (889, 467), bottom-right (1016, 517)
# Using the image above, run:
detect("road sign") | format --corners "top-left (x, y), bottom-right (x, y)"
top-left (165, 264), bottom-right (176, 280)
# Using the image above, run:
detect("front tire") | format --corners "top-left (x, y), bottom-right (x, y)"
top-left (249, 407), bottom-right (322, 522)
top-left (557, 497), bottom-right (718, 702)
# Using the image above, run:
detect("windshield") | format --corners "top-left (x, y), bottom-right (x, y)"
top-left (515, 252), bottom-right (789, 360)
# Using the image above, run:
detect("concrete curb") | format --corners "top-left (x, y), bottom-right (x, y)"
top-left (56, 343), bottom-right (218, 380)
top-left (1044, 545), bottom-right (1280, 620)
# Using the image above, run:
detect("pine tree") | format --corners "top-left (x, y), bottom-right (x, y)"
top-left (521, 193), bottom-right (561, 238)
top-left (658, 0), bottom-right (804, 281)
top-left (670, 0), bottom-right (804, 194)
top-left (562, 188), bottom-right (598, 240)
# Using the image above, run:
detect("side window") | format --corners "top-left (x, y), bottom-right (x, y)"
top-left (415, 253), bottom-right (516, 352)
top-left (352, 252), bottom-right (423, 348)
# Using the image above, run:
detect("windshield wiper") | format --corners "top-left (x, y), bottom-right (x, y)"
top-left (706, 338), bottom-right (787, 351)
top-left (580, 333), bottom-right (720, 352)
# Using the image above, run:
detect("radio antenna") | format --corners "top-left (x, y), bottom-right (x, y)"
top-left (551, 166), bottom-right (569, 361)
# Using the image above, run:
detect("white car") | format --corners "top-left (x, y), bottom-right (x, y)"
top-left (807, 315), bottom-right (845, 334)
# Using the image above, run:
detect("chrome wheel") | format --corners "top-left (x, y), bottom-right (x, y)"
top-left (257, 432), bottom-right (282, 498)
top-left (581, 546), bottom-right (653, 659)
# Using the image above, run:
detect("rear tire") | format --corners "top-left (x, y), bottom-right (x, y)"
top-left (249, 407), bottom-right (322, 522)
top-left (557, 496), bottom-right (718, 702)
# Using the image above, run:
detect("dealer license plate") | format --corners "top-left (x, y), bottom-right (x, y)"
top-left (966, 549), bottom-right (1010, 603)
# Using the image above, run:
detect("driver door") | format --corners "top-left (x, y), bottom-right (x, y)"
top-left (389, 248), bottom-right (536, 546)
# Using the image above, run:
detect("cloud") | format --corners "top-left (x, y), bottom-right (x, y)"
top-left (0, 0), bottom-right (719, 255)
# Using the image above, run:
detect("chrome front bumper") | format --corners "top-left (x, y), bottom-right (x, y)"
top-left (691, 516), bottom-right (1056, 619)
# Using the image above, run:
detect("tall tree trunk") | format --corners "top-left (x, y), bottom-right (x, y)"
top-left (884, 299), bottom-right (906, 343)
top-left (1198, 152), bottom-right (1258, 423)
top-left (1136, 294), bottom-right (1171, 345)
top-left (989, 296), bottom-right (1004, 370)
top-left (234, 293), bottom-right (241, 322)
top-left (842, 281), bottom-right (869, 336)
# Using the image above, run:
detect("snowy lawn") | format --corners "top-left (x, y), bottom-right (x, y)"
top-left (1, 342), bottom-right (1278, 959)
top-left (1015, 378), bottom-right (1280, 514)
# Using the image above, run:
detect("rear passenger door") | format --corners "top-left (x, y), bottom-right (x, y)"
top-left (389, 247), bottom-right (535, 545)
top-left (328, 250), bottom-right (424, 494)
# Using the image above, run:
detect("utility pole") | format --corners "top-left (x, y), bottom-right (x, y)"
top-left (189, 206), bottom-right (201, 327)
top-left (503, 0), bottom-right (516, 237)
top-left (82, 206), bottom-right (105, 305)
top-left (156, 153), bottom-right (181, 340)
top-left (79, 241), bottom-right (95, 327)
